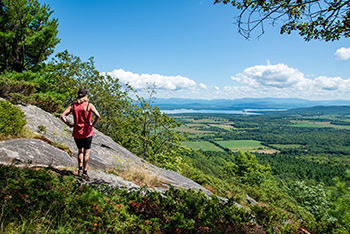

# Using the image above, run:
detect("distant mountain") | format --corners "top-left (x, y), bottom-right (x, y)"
top-left (154, 98), bottom-right (350, 111)
top-left (272, 105), bottom-right (350, 116)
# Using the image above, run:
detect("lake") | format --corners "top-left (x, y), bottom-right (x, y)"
top-left (161, 109), bottom-right (261, 115)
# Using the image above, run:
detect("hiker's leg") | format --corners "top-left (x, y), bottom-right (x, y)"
top-left (82, 136), bottom-right (92, 171)
top-left (77, 148), bottom-right (84, 168)
top-left (83, 148), bottom-right (90, 171)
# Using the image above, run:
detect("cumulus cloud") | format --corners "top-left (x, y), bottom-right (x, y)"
top-left (103, 69), bottom-right (196, 90)
top-left (313, 76), bottom-right (348, 91)
top-left (101, 65), bottom-right (350, 100)
top-left (227, 63), bottom-right (350, 100)
top-left (231, 63), bottom-right (308, 89)
top-left (335, 47), bottom-right (350, 60)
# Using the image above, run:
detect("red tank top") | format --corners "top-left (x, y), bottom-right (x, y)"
top-left (72, 102), bottom-right (93, 139)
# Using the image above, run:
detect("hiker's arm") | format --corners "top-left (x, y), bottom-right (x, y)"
top-left (89, 104), bottom-right (100, 128)
top-left (60, 106), bottom-right (73, 128)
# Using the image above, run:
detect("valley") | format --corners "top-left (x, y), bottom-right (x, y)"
top-left (170, 106), bottom-right (350, 185)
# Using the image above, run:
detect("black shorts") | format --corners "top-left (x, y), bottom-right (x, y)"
top-left (74, 136), bottom-right (93, 149)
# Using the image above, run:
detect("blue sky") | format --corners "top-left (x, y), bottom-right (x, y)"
top-left (41, 0), bottom-right (350, 100)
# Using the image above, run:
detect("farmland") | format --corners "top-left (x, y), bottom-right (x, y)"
top-left (169, 109), bottom-right (350, 184)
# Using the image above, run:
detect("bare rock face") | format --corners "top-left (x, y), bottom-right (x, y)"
top-left (0, 139), bottom-right (76, 168)
top-left (20, 104), bottom-right (145, 170)
top-left (1, 104), bottom-right (212, 195)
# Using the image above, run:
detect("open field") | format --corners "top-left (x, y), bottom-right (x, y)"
top-left (271, 144), bottom-right (303, 149)
top-left (181, 141), bottom-right (224, 151)
top-left (215, 140), bottom-right (266, 152)
top-left (186, 123), bottom-right (207, 128)
top-left (209, 124), bottom-right (234, 130)
top-left (175, 125), bottom-right (214, 134)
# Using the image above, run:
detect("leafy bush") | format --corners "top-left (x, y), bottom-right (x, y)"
top-left (0, 165), bottom-right (136, 233)
top-left (0, 165), bottom-right (278, 233)
top-left (1, 71), bottom-right (66, 113)
top-left (0, 100), bottom-right (27, 138)
top-left (287, 181), bottom-right (332, 221)
top-left (0, 76), bottom-right (38, 98)
top-left (328, 171), bottom-right (350, 229)
top-left (1, 164), bottom-right (348, 233)
top-left (7, 93), bottom-right (64, 113)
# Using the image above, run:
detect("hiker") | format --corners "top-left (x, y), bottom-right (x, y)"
top-left (60, 88), bottom-right (100, 180)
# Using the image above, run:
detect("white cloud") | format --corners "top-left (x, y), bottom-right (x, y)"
top-left (103, 69), bottom-right (196, 90)
top-left (335, 47), bottom-right (350, 60)
top-left (231, 63), bottom-right (307, 89)
top-left (313, 76), bottom-right (348, 91)
top-left (227, 63), bottom-right (350, 100)
top-left (199, 83), bottom-right (208, 90)
top-left (101, 65), bottom-right (350, 100)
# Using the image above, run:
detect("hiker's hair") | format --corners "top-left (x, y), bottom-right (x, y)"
top-left (76, 96), bottom-right (89, 104)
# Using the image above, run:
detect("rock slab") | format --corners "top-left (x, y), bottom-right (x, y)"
top-left (0, 104), bottom-right (212, 195)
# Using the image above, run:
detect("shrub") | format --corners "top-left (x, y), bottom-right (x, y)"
top-left (8, 93), bottom-right (64, 114)
top-left (1, 71), bottom-right (66, 114)
top-left (0, 100), bottom-right (27, 138)
top-left (0, 77), bottom-right (38, 98)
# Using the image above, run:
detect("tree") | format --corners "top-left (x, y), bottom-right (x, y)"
top-left (0, 0), bottom-right (59, 72)
top-left (48, 50), bottom-right (135, 134)
top-left (287, 181), bottom-right (332, 221)
top-left (127, 87), bottom-right (188, 172)
top-left (214, 0), bottom-right (350, 41)
top-left (328, 170), bottom-right (350, 227)
top-left (221, 151), bottom-right (272, 185)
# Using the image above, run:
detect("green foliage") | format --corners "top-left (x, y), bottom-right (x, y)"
top-left (0, 76), bottom-right (38, 98)
top-left (47, 50), bottom-right (103, 106)
top-left (286, 181), bottom-right (333, 221)
top-left (249, 205), bottom-right (301, 233)
top-left (0, 100), bottom-right (26, 138)
top-left (125, 187), bottom-right (257, 233)
top-left (0, 165), bottom-right (132, 233)
top-left (221, 151), bottom-right (272, 186)
top-left (0, 165), bottom-right (265, 233)
top-left (328, 170), bottom-right (350, 229)
top-left (182, 160), bottom-right (245, 199)
top-left (2, 164), bottom-right (347, 233)
top-left (8, 92), bottom-right (64, 113)
top-left (124, 88), bottom-right (188, 172)
top-left (0, 71), bottom-right (65, 113)
top-left (1, 70), bottom-right (60, 94)
top-left (214, 0), bottom-right (350, 41)
top-left (0, 0), bottom-right (59, 72)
